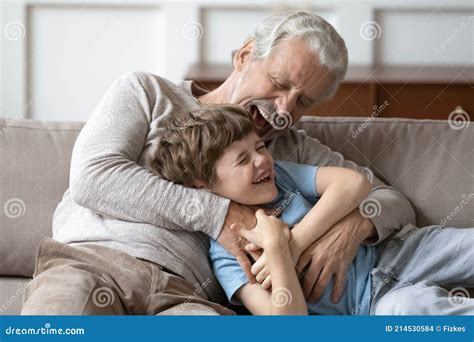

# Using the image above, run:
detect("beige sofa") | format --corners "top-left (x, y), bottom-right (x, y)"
top-left (1, 116), bottom-right (473, 315)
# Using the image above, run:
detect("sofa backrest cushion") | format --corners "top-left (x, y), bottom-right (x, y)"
top-left (1, 116), bottom-right (472, 278)
top-left (1, 119), bottom-right (83, 277)
top-left (296, 117), bottom-right (473, 229)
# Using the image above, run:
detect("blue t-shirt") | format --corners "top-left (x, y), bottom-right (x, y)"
top-left (209, 160), bottom-right (376, 315)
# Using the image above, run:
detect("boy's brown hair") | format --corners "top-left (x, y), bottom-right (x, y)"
top-left (151, 104), bottom-right (255, 187)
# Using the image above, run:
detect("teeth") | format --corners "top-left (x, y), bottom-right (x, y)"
top-left (253, 174), bottom-right (270, 184)
top-left (257, 107), bottom-right (269, 121)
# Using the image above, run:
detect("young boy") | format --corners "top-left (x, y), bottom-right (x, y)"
top-left (151, 104), bottom-right (375, 315)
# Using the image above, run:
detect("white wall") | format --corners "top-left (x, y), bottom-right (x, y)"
top-left (1, 0), bottom-right (473, 121)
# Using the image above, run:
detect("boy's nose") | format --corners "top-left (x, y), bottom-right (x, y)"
top-left (254, 153), bottom-right (270, 168)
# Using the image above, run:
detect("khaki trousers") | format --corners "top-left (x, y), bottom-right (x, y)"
top-left (21, 238), bottom-right (235, 316)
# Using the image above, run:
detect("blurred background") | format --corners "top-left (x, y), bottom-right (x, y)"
top-left (1, 0), bottom-right (473, 122)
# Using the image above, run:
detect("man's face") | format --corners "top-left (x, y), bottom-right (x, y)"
top-left (208, 132), bottom-right (278, 205)
top-left (230, 37), bottom-right (333, 136)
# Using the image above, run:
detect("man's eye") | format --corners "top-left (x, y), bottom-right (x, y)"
top-left (275, 81), bottom-right (287, 90)
top-left (298, 97), bottom-right (311, 108)
top-left (257, 145), bottom-right (266, 151)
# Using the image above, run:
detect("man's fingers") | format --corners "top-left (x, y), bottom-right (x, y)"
top-left (309, 268), bottom-right (332, 302)
top-left (296, 251), bottom-right (312, 274)
top-left (236, 253), bottom-right (256, 284)
top-left (302, 261), bottom-right (322, 299)
top-left (331, 268), bottom-right (348, 304)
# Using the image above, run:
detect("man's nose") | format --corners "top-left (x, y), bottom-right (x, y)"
top-left (274, 94), bottom-right (297, 114)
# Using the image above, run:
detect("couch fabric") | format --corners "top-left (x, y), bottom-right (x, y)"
top-left (1, 116), bottom-right (472, 315)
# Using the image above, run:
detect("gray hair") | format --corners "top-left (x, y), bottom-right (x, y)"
top-left (234, 11), bottom-right (348, 101)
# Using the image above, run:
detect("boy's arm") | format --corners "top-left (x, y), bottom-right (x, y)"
top-left (271, 127), bottom-right (417, 244)
top-left (290, 167), bottom-right (372, 257)
top-left (234, 211), bottom-right (307, 315)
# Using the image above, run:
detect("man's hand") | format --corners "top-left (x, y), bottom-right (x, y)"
top-left (217, 202), bottom-right (277, 284)
top-left (296, 209), bottom-right (376, 303)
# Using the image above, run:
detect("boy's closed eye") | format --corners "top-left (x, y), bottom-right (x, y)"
top-left (236, 142), bottom-right (266, 166)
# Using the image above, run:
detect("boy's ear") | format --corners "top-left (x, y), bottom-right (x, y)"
top-left (233, 39), bottom-right (255, 72)
top-left (191, 179), bottom-right (207, 189)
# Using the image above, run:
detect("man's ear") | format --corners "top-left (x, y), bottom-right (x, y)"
top-left (191, 179), bottom-right (207, 189)
top-left (233, 39), bottom-right (255, 72)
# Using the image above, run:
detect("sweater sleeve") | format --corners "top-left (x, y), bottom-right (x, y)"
top-left (69, 72), bottom-right (229, 239)
top-left (270, 127), bottom-right (417, 245)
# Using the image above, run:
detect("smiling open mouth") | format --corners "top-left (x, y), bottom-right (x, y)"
top-left (250, 105), bottom-right (270, 129)
top-left (252, 174), bottom-right (272, 185)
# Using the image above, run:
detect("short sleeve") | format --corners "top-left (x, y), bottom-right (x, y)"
top-left (275, 160), bottom-right (320, 198)
top-left (209, 240), bottom-right (249, 305)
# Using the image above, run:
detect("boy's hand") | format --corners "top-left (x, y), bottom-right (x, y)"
top-left (232, 209), bottom-right (290, 251)
top-left (247, 232), bottom-right (302, 290)
top-left (218, 202), bottom-right (278, 284)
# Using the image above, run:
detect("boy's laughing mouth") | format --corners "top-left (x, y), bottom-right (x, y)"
top-left (252, 168), bottom-right (273, 185)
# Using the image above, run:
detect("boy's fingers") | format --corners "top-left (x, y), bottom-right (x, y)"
top-left (262, 208), bottom-right (280, 217)
top-left (249, 205), bottom-right (280, 218)
top-left (236, 253), bottom-right (256, 284)
top-left (245, 242), bottom-right (260, 252)
top-left (251, 255), bottom-right (266, 275)
top-left (247, 250), bottom-right (262, 263)
top-left (254, 209), bottom-right (267, 220)
top-left (231, 223), bottom-right (253, 241)
top-left (256, 266), bottom-right (269, 283)
top-left (261, 275), bottom-right (272, 290)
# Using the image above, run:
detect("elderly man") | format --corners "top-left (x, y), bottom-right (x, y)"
top-left (22, 11), bottom-right (417, 315)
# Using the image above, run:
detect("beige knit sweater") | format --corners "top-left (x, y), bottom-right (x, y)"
top-left (52, 72), bottom-right (416, 304)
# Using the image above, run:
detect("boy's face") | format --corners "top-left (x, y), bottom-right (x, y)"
top-left (208, 132), bottom-right (278, 205)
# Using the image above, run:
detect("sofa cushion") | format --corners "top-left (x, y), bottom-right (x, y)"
top-left (0, 119), bottom-right (83, 277)
top-left (296, 117), bottom-right (473, 228)
top-left (0, 276), bottom-right (30, 315)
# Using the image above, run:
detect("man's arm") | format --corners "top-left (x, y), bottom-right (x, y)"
top-left (271, 127), bottom-right (417, 243)
top-left (69, 72), bottom-right (229, 239)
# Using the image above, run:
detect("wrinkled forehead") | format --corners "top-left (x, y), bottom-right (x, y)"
top-left (264, 37), bottom-right (330, 90)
